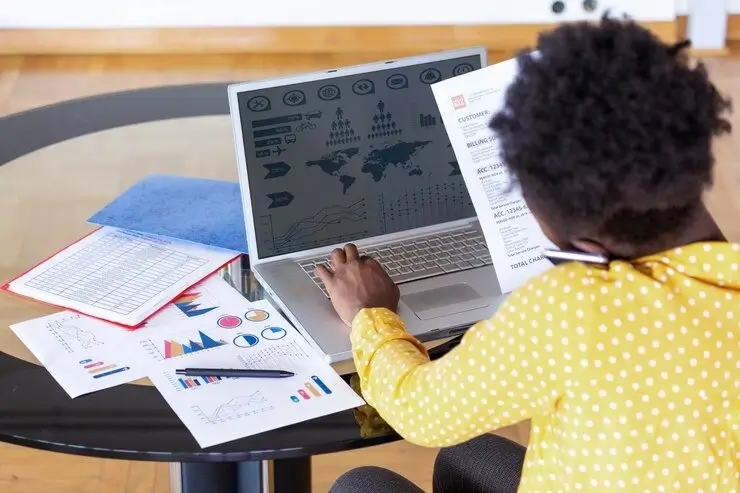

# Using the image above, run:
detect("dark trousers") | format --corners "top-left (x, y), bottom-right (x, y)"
top-left (330, 434), bottom-right (526, 493)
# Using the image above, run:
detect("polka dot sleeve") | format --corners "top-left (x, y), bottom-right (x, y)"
top-left (350, 266), bottom-right (586, 448)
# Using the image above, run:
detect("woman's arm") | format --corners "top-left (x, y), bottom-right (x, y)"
top-left (350, 266), bottom-right (586, 448)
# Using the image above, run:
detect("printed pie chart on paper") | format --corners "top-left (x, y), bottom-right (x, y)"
top-left (217, 315), bottom-right (243, 329)
top-left (232, 334), bottom-right (260, 348)
top-left (245, 309), bottom-right (270, 322)
top-left (261, 327), bottom-right (287, 341)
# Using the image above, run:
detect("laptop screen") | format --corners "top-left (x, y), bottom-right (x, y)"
top-left (237, 54), bottom-right (482, 259)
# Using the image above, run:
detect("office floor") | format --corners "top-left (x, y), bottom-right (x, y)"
top-left (0, 51), bottom-right (738, 493)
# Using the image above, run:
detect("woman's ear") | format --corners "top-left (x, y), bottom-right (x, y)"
top-left (571, 238), bottom-right (609, 255)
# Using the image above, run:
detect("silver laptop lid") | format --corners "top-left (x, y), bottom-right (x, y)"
top-left (228, 47), bottom-right (487, 264)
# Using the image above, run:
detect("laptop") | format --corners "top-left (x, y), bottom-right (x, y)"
top-left (228, 47), bottom-right (507, 363)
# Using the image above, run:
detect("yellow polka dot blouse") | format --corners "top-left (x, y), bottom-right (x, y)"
top-left (350, 242), bottom-right (740, 492)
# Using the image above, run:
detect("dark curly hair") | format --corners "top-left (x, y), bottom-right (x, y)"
top-left (489, 16), bottom-right (732, 250)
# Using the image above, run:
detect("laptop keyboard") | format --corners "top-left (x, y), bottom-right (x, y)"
top-left (298, 226), bottom-right (493, 298)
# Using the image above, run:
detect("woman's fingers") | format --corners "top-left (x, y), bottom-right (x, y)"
top-left (330, 247), bottom-right (347, 267)
top-left (314, 263), bottom-right (334, 282)
top-left (344, 243), bottom-right (360, 261)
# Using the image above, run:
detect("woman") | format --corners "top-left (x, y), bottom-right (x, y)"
top-left (319, 16), bottom-right (740, 493)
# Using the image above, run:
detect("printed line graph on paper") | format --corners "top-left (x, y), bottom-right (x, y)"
top-left (22, 231), bottom-right (209, 315)
top-left (191, 391), bottom-right (275, 424)
top-left (47, 317), bottom-right (104, 354)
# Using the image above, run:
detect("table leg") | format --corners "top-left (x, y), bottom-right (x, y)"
top-left (171, 457), bottom-right (311, 493)
top-left (175, 462), bottom-right (239, 493)
top-left (238, 457), bottom-right (312, 493)
top-left (271, 457), bottom-right (312, 493)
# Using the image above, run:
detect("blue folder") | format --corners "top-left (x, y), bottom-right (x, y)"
top-left (88, 174), bottom-right (248, 253)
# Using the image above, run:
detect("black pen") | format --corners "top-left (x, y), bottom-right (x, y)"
top-left (175, 368), bottom-right (295, 378)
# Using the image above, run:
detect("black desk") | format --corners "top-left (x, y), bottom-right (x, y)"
top-left (0, 260), bottom-right (460, 493)
top-left (0, 260), bottom-right (455, 493)
top-left (0, 83), bottom-right (460, 493)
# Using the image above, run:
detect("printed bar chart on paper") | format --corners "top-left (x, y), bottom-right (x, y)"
top-left (9, 311), bottom-right (149, 398)
top-left (7, 277), bottom-right (246, 401)
top-left (79, 358), bottom-right (130, 379)
top-left (173, 291), bottom-right (218, 318)
top-left (179, 375), bottom-right (224, 389)
top-left (290, 375), bottom-right (333, 402)
top-left (140, 330), bottom-right (228, 361)
top-left (142, 275), bottom-right (249, 328)
top-left (165, 371), bottom-right (234, 391)
top-left (2, 226), bottom-right (239, 327)
top-left (143, 299), bottom-right (366, 448)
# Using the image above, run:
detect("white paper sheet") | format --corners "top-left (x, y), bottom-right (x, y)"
top-left (9, 275), bottom-right (249, 398)
top-left (133, 299), bottom-right (365, 448)
top-left (9, 311), bottom-right (147, 398)
top-left (431, 57), bottom-right (556, 293)
top-left (5, 226), bottom-right (239, 327)
top-left (142, 272), bottom-right (250, 328)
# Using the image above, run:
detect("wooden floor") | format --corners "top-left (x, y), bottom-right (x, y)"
top-left (0, 51), bottom-right (738, 492)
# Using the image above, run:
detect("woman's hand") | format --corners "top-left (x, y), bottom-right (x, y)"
top-left (314, 244), bottom-right (399, 326)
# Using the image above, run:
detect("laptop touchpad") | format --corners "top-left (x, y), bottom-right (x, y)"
top-left (401, 284), bottom-right (489, 320)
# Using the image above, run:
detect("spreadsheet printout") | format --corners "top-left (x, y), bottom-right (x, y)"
top-left (5, 227), bottom-right (239, 326)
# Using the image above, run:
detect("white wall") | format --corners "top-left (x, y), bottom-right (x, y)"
top-left (1, 0), bottom-right (675, 28)
top-left (676, 0), bottom-right (689, 15)
top-left (679, 0), bottom-right (740, 15)
top-left (686, 0), bottom-right (728, 50)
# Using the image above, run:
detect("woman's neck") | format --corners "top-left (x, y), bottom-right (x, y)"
top-left (604, 204), bottom-right (726, 259)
